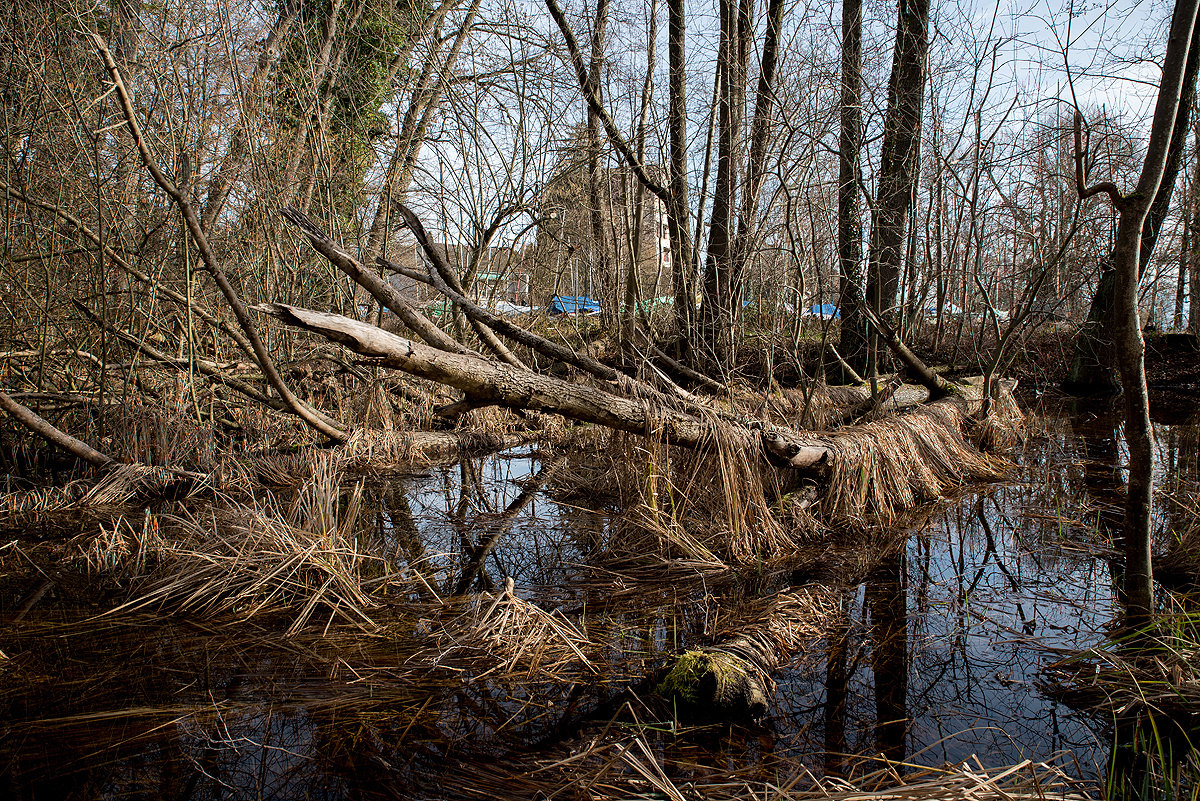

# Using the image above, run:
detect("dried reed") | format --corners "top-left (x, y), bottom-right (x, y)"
top-left (606, 402), bottom-right (822, 565)
top-left (420, 577), bottom-right (596, 679)
top-left (1040, 600), bottom-right (1200, 729)
top-left (109, 452), bottom-right (399, 635)
top-left (82, 462), bottom-right (206, 505)
top-left (819, 400), bottom-right (1007, 525)
top-left (77, 509), bottom-right (165, 575)
top-left (453, 722), bottom-right (1097, 801)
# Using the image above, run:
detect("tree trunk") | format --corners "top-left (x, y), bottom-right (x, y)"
top-left (863, 0), bottom-right (931, 373)
top-left (1101, 0), bottom-right (1200, 624)
top-left (835, 0), bottom-right (866, 379)
top-left (1064, 22), bottom-right (1200, 395)
top-left (699, 0), bottom-right (752, 370)
top-left (585, 0), bottom-right (614, 325)
top-left (666, 0), bottom-right (696, 349)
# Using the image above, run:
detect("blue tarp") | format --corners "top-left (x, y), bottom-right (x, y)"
top-left (549, 295), bottom-right (601, 316)
top-left (804, 304), bottom-right (840, 319)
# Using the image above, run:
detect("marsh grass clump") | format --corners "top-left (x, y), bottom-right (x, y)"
top-left (422, 577), bottom-right (596, 680)
top-left (1041, 600), bottom-right (1200, 731)
top-left (819, 400), bottom-right (1007, 525)
top-left (602, 414), bottom-right (821, 566)
top-left (107, 451), bottom-right (403, 635)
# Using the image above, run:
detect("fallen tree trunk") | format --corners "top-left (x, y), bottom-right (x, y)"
top-left (0, 391), bottom-right (114, 468)
top-left (255, 303), bottom-right (1014, 521)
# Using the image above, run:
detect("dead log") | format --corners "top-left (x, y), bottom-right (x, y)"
top-left (255, 302), bottom-right (722, 447)
top-left (0, 391), bottom-right (113, 468)
top-left (654, 587), bottom-right (839, 719)
top-left (255, 302), bottom-right (1014, 522)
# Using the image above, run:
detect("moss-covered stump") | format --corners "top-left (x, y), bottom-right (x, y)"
top-left (654, 648), bottom-right (770, 720)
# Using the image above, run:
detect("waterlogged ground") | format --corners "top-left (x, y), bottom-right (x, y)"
top-left (1, 398), bottom-right (1197, 799)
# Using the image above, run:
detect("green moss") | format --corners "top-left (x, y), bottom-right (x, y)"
top-left (654, 649), bottom-right (750, 706)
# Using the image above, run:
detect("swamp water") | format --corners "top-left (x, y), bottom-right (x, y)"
top-left (1, 399), bottom-right (1197, 799)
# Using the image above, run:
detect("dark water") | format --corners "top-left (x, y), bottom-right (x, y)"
top-left (1, 399), bottom-right (1197, 799)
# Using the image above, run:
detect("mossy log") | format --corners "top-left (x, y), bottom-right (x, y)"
top-left (655, 649), bottom-right (771, 719)
top-left (654, 588), bottom-right (838, 720)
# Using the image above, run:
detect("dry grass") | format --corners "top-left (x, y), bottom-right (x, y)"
top-left (1040, 592), bottom-right (1200, 729)
top-left (82, 462), bottom-right (206, 505)
top-left (709, 586), bottom-right (841, 674)
top-left (0, 480), bottom-right (87, 516)
top-left (76, 508), bottom-right (165, 575)
top-left (416, 576), bottom-right (597, 679)
top-left (440, 719), bottom-right (1097, 800)
top-left (105, 403), bottom-right (217, 472)
top-left (107, 451), bottom-right (403, 636)
top-left (819, 399), bottom-right (1008, 525)
top-left (0, 462), bottom-right (204, 516)
top-left (604, 407), bottom-right (823, 566)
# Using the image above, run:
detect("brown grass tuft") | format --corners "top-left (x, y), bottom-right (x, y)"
top-left (419, 577), bottom-right (596, 679)
top-left (819, 400), bottom-right (1007, 525)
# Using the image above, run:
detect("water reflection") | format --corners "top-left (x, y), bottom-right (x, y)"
top-left (2, 400), bottom-right (1199, 798)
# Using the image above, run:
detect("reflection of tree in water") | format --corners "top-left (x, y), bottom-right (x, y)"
top-left (18, 405), bottom-right (1200, 796)
top-left (867, 553), bottom-right (908, 763)
top-left (802, 473), bottom-right (1112, 776)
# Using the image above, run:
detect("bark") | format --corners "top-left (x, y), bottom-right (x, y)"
top-left (1102, 0), bottom-right (1200, 624)
top-left (835, 0), bottom-right (867, 378)
top-left (666, 0), bottom-right (695, 345)
top-left (584, 0), bottom-right (614, 326)
top-left (863, 0), bottom-right (931, 370)
top-left (0, 391), bottom-right (113, 467)
top-left (1176, 165), bottom-right (1191, 329)
top-left (1192, 112), bottom-right (1200, 334)
top-left (699, 0), bottom-right (753, 369)
top-left (255, 302), bottom-right (998, 475)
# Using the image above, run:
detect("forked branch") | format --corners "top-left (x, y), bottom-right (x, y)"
top-left (1074, 110), bottom-right (1125, 209)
